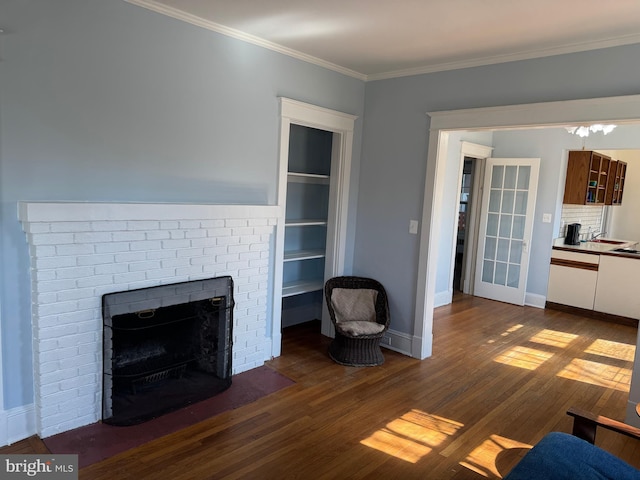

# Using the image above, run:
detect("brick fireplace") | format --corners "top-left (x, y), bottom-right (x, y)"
top-left (18, 202), bottom-right (279, 438)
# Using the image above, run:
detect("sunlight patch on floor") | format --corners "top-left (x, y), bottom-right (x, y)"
top-left (529, 329), bottom-right (578, 348)
top-left (460, 434), bottom-right (532, 478)
top-left (360, 410), bottom-right (463, 463)
top-left (557, 358), bottom-right (632, 392)
top-left (585, 339), bottom-right (635, 362)
top-left (494, 346), bottom-right (554, 370)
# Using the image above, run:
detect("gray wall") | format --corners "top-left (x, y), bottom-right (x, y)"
top-left (357, 44), bottom-right (640, 334)
top-left (0, 0), bottom-right (365, 409)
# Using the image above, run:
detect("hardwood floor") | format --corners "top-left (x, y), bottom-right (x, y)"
top-left (4, 295), bottom-right (640, 479)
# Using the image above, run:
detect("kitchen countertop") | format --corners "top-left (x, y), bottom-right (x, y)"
top-left (552, 237), bottom-right (640, 259)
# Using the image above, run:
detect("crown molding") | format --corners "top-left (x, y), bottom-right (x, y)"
top-left (367, 34), bottom-right (640, 81)
top-left (124, 0), bottom-right (367, 81)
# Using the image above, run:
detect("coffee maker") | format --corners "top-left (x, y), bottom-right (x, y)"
top-left (564, 223), bottom-right (581, 245)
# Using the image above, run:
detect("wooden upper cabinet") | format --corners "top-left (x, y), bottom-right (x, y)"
top-left (611, 161), bottom-right (627, 206)
top-left (563, 151), bottom-right (616, 205)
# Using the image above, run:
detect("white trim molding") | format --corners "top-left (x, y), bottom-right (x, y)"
top-left (0, 404), bottom-right (36, 447)
top-left (414, 94), bottom-right (640, 360)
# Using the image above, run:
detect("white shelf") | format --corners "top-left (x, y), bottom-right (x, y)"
top-left (288, 172), bottom-right (330, 185)
top-left (285, 218), bottom-right (327, 227)
top-left (284, 249), bottom-right (326, 262)
top-left (282, 279), bottom-right (324, 297)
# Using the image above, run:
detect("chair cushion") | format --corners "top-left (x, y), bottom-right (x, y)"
top-left (504, 432), bottom-right (640, 480)
top-left (336, 320), bottom-right (386, 337)
top-left (331, 288), bottom-right (378, 324)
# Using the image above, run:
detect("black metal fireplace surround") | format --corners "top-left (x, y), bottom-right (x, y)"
top-left (102, 277), bottom-right (234, 426)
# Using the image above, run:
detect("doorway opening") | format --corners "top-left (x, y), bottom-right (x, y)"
top-left (453, 158), bottom-right (475, 293)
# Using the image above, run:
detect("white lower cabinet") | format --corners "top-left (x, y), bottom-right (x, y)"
top-left (547, 250), bottom-right (599, 310)
top-left (594, 255), bottom-right (640, 319)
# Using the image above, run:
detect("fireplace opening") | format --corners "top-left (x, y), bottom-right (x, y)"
top-left (102, 277), bottom-right (234, 426)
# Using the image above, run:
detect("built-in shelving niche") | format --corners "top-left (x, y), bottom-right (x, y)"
top-left (282, 124), bottom-right (333, 328)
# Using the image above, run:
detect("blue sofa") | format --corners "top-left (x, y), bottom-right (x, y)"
top-left (505, 407), bottom-right (640, 479)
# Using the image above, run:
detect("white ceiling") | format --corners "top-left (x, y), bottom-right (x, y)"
top-left (128, 0), bottom-right (640, 81)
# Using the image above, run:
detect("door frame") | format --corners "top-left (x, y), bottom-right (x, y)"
top-left (413, 94), bottom-right (640, 360)
top-left (271, 98), bottom-right (357, 357)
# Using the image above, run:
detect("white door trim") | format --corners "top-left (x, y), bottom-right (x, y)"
top-left (413, 93), bottom-right (640, 360)
top-left (272, 98), bottom-right (357, 357)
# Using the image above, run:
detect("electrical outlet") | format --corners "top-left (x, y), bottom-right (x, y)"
top-left (409, 220), bottom-right (419, 235)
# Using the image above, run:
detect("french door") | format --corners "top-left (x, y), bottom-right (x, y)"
top-left (473, 158), bottom-right (540, 305)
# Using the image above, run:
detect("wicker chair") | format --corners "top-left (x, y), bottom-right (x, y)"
top-left (324, 276), bottom-right (390, 366)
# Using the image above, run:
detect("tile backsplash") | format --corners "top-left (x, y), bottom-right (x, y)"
top-left (560, 205), bottom-right (605, 240)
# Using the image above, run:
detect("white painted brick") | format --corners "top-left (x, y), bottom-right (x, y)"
top-left (31, 233), bottom-right (75, 245)
top-left (185, 229), bottom-right (206, 239)
top-left (169, 230), bottom-right (186, 239)
top-left (26, 223), bottom-right (51, 234)
top-left (94, 242), bottom-right (130, 254)
top-left (247, 218), bottom-right (269, 227)
top-left (160, 221), bottom-right (179, 229)
top-left (111, 231), bottom-right (146, 242)
top-left (147, 250), bottom-right (177, 260)
top-left (129, 260), bottom-right (162, 272)
top-left (39, 346), bottom-right (78, 365)
top-left (57, 332), bottom-right (96, 348)
top-left (51, 222), bottom-right (92, 233)
top-left (227, 260), bottom-right (250, 271)
top-left (127, 220), bottom-right (160, 231)
top-left (36, 338), bottom-right (60, 353)
top-left (206, 227), bottom-right (232, 237)
top-left (77, 274), bottom-right (113, 288)
top-left (177, 247), bottom-right (205, 258)
top-left (60, 374), bottom-right (97, 391)
top-left (74, 232), bottom-right (112, 244)
top-left (91, 221), bottom-right (127, 231)
top-left (249, 258), bottom-right (269, 267)
top-left (32, 245), bottom-right (57, 257)
top-left (38, 301), bottom-right (83, 318)
top-left (231, 227), bottom-right (255, 236)
top-left (190, 237), bottom-right (217, 248)
top-left (146, 230), bottom-right (171, 240)
top-left (57, 244), bottom-right (95, 256)
top-left (78, 342), bottom-right (100, 355)
top-left (55, 284), bottom-right (94, 303)
top-left (115, 251), bottom-right (146, 263)
top-left (201, 219), bottom-right (225, 228)
top-left (162, 239), bottom-right (191, 249)
top-left (203, 246), bottom-right (228, 256)
top-left (95, 263), bottom-right (128, 275)
top-left (240, 251), bottom-right (261, 261)
top-left (76, 298), bottom-right (101, 312)
top-left (216, 253), bottom-right (239, 263)
top-left (190, 256), bottom-right (216, 266)
top-left (57, 266), bottom-right (95, 280)
top-left (249, 243), bottom-right (270, 252)
top-left (252, 226), bottom-right (274, 236)
top-left (161, 258), bottom-right (190, 268)
top-left (34, 271), bottom-right (56, 282)
top-left (179, 220), bottom-right (201, 229)
top-left (217, 236), bottom-right (241, 246)
top-left (176, 266), bottom-right (204, 277)
top-left (228, 244), bottom-right (251, 254)
top-left (145, 268), bottom-right (178, 280)
top-left (34, 256), bottom-right (77, 270)
top-left (59, 353), bottom-right (97, 370)
top-left (61, 310), bottom-right (96, 325)
top-left (225, 219), bottom-right (247, 227)
top-left (113, 271), bottom-right (147, 284)
top-left (129, 240), bottom-right (162, 251)
top-left (35, 279), bottom-right (79, 294)
top-left (77, 254), bottom-right (115, 266)
top-left (239, 267), bottom-right (261, 278)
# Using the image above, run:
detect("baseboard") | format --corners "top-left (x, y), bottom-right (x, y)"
top-left (381, 328), bottom-right (413, 357)
top-left (525, 293), bottom-right (546, 309)
top-left (434, 290), bottom-right (452, 308)
top-left (0, 403), bottom-right (36, 446)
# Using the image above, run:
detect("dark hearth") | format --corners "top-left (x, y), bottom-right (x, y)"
top-left (102, 277), bottom-right (234, 426)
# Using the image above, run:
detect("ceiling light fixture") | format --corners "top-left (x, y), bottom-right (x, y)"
top-left (565, 124), bottom-right (616, 137)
